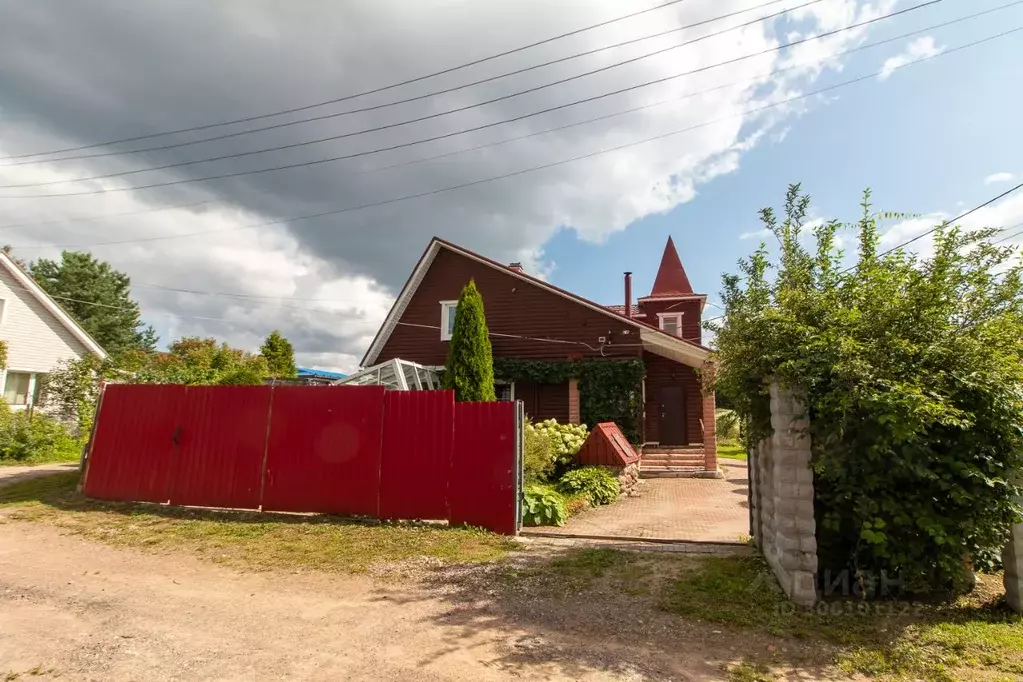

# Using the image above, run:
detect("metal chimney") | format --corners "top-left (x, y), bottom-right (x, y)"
top-left (624, 272), bottom-right (633, 318)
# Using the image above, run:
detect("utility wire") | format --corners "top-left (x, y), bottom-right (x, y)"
top-left (2, 1), bottom-right (1013, 233)
top-left (0, 0), bottom-right (696, 161)
top-left (7, 23), bottom-right (1018, 253)
top-left (0, 1), bottom-right (940, 197)
top-left (705, 191), bottom-right (1023, 325)
top-left (0, 0), bottom-right (796, 169)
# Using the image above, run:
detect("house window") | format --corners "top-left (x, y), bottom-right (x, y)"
top-left (0, 299), bottom-right (6, 325)
top-left (4, 371), bottom-right (31, 406)
top-left (659, 313), bottom-right (683, 337)
top-left (496, 382), bottom-right (514, 402)
top-left (440, 300), bottom-right (458, 341)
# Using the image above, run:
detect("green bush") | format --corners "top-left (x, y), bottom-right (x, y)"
top-left (523, 419), bottom-right (556, 482)
top-left (715, 409), bottom-right (740, 443)
top-left (557, 467), bottom-right (620, 506)
top-left (0, 405), bottom-right (84, 463)
top-left (711, 184), bottom-right (1023, 594)
top-left (530, 419), bottom-right (588, 470)
top-left (522, 484), bottom-right (568, 526)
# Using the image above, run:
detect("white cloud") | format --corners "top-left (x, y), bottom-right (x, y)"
top-left (739, 228), bottom-right (771, 241)
top-left (0, 0), bottom-right (903, 369)
top-left (985, 172), bottom-right (1016, 185)
top-left (878, 36), bottom-right (942, 81)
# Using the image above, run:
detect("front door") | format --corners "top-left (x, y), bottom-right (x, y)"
top-left (659, 386), bottom-right (687, 445)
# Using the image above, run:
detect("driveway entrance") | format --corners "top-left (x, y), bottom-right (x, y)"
top-left (524, 460), bottom-right (749, 543)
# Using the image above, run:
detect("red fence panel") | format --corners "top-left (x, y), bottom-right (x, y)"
top-left (378, 390), bottom-right (454, 521)
top-left (262, 385), bottom-right (385, 515)
top-left (168, 385), bottom-right (271, 509)
top-left (449, 401), bottom-right (519, 535)
top-left (83, 384), bottom-right (185, 503)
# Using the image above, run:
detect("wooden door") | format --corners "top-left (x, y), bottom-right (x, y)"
top-left (659, 386), bottom-right (687, 445)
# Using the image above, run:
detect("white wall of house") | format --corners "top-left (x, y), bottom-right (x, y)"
top-left (0, 265), bottom-right (91, 409)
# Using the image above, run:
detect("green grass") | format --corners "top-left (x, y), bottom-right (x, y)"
top-left (0, 472), bottom-right (516, 573)
top-left (717, 442), bottom-right (747, 461)
top-left (662, 554), bottom-right (1023, 681)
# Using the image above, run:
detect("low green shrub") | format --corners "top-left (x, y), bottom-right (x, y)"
top-left (523, 419), bottom-right (556, 482)
top-left (531, 419), bottom-right (588, 470)
top-left (522, 484), bottom-right (568, 526)
top-left (0, 405), bottom-right (84, 463)
top-left (557, 466), bottom-right (620, 506)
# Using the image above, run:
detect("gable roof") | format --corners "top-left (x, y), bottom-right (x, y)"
top-left (649, 236), bottom-right (694, 297)
top-left (0, 251), bottom-right (108, 359)
top-left (362, 237), bottom-right (711, 368)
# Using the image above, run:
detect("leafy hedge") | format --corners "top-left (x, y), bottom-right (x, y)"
top-left (0, 405), bottom-right (84, 463)
top-left (558, 467), bottom-right (620, 506)
top-left (523, 419), bottom-right (555, 482)
top-left (493, 358), bottom-right (644, 442)
top-left (522, 484), bottom-right (568, 526)
top-left (711, 185), bottom-right (1023, 594)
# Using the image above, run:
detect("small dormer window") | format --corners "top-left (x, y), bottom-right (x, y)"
top-left (658, 312), bottom-right (683, 337)
top-left (440, 300), bottom-right (458, 340)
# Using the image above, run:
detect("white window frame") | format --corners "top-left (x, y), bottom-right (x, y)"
top-left (2, 369), bottom-right (39, 410)
top-left (439, 300), bottom-right (458, 341)
top-left (657, 312), bottom-right (683, 337)
top-left (0, 297), bottom-right (7, 325)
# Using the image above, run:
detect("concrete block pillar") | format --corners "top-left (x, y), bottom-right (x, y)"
top-left (1005, 495), bottom-right (1023, 612)
top-left (763, 383), bottom-right (818, 607)
top-left (702, 391), bottom-right (718, 472)
top-left (568, 379), bottom-right (580, 425)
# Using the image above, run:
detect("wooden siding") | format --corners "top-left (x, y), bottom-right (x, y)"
top-left (642, 351), bottom-right (703, 445)
top-left (635, 298), bottom-right (703, 345)
top-left (0, 266), bottom-right (90, 374)
top-left (377, 247), bottom-right (642, 365)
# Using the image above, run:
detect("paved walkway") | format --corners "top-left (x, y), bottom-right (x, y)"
top-left (0, 462), bottom-right (78, 488)
top-left (525, 460), bottom-right (749, 542)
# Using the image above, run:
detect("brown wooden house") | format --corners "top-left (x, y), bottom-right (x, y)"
top-left (362, 236), bottom-right (718, 473)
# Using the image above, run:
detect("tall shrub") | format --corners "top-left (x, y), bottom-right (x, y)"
top-left (711, 184), bottom-right (1023, 594)
top-left (443, 279), bottom-right (496, 402)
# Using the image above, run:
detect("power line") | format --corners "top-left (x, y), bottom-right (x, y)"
top-left (2, 1), bottom-right (1013, 234)
top-left (867, 180), bottom-right (1023, 263)
top-left (0, 0), bottom-right (696, 161)
top-left (705, 192), bottom-right (1023, 326)
top-left (7, 23), bottom-right (1018, 253)
top-left (0, 0), bottom-right (826, 191)
top-left (0, 0), bottom-right (796, 169)
top-left (0, 1), bottom-right (940, 198)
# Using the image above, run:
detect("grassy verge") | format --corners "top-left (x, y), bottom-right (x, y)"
top-left (0, 472), bottom-right (516, 573)
top-left (717, 441), bottom-right (747, 461)
top-left (663, 554), bottom-right (1022, 680)
top-left (502, 549), bottom-right (1022, 681)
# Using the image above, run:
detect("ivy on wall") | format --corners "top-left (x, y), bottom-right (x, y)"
top-left (492, 357), bottom-right (645, 443)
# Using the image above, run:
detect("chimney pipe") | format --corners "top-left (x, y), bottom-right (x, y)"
top-left (624, 272), bottom-right (633, 318)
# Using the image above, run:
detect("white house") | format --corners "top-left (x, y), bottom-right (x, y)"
top-left (0, 251), bottom-right (107, 410)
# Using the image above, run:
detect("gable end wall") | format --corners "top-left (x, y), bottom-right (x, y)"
top-left (0, 267), bottom-right (90, 372)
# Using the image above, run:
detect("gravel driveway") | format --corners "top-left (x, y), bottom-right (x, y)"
top-left (0, 462), bottom-right (78, 487)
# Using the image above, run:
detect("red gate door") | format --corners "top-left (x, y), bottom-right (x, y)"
top-left (448, 401), bottom-right (519, 535)
top-left (262, 385), bottom-right (385, 515)
top-left (83, 384), bottom-right (186, 503)
top-left (167, 385), bottom-right (271, 509)
top-left (378, 390), bottom-right (454, 521)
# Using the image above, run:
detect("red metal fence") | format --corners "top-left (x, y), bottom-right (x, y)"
top-left (82, 384), bottom-right (521, 534)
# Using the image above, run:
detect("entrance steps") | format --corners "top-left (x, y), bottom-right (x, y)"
top-left (640, 446), bottom-right (719, 478)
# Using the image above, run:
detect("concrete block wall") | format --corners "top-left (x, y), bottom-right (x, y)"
top-left (750, 382), bottom-right (818, 607)
top-left (1005, 493), bottom-right (1023, 612)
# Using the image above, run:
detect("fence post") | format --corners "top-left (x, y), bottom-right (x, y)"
top-left (256, 384), bottom-right (277, 511)
top-left (78, 381), bottom-right (108, 493)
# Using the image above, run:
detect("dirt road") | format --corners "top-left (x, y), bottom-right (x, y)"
top-left (0, 521), bottom-right (736, 681)
top-left (0, 463), bottom-right (78, 487)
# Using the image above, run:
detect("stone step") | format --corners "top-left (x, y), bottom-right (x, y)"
top-left (641, 455), bottom-right (707, 466)
top-left (640, 466), bottom-right (724, 479)
top-left (642, 447), bottom-right (704, 455)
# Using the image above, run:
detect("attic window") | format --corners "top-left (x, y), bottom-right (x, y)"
top-left (440, 300), bottom-right (458, 341)
top-left (658, 312), bottom-right (683, 337)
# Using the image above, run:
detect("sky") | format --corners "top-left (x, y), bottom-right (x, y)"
top-left (1, 0), bottom-right (1021, 371)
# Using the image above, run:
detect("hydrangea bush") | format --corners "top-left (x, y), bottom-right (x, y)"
top-left (529, 419), bottom-right (588, 469)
